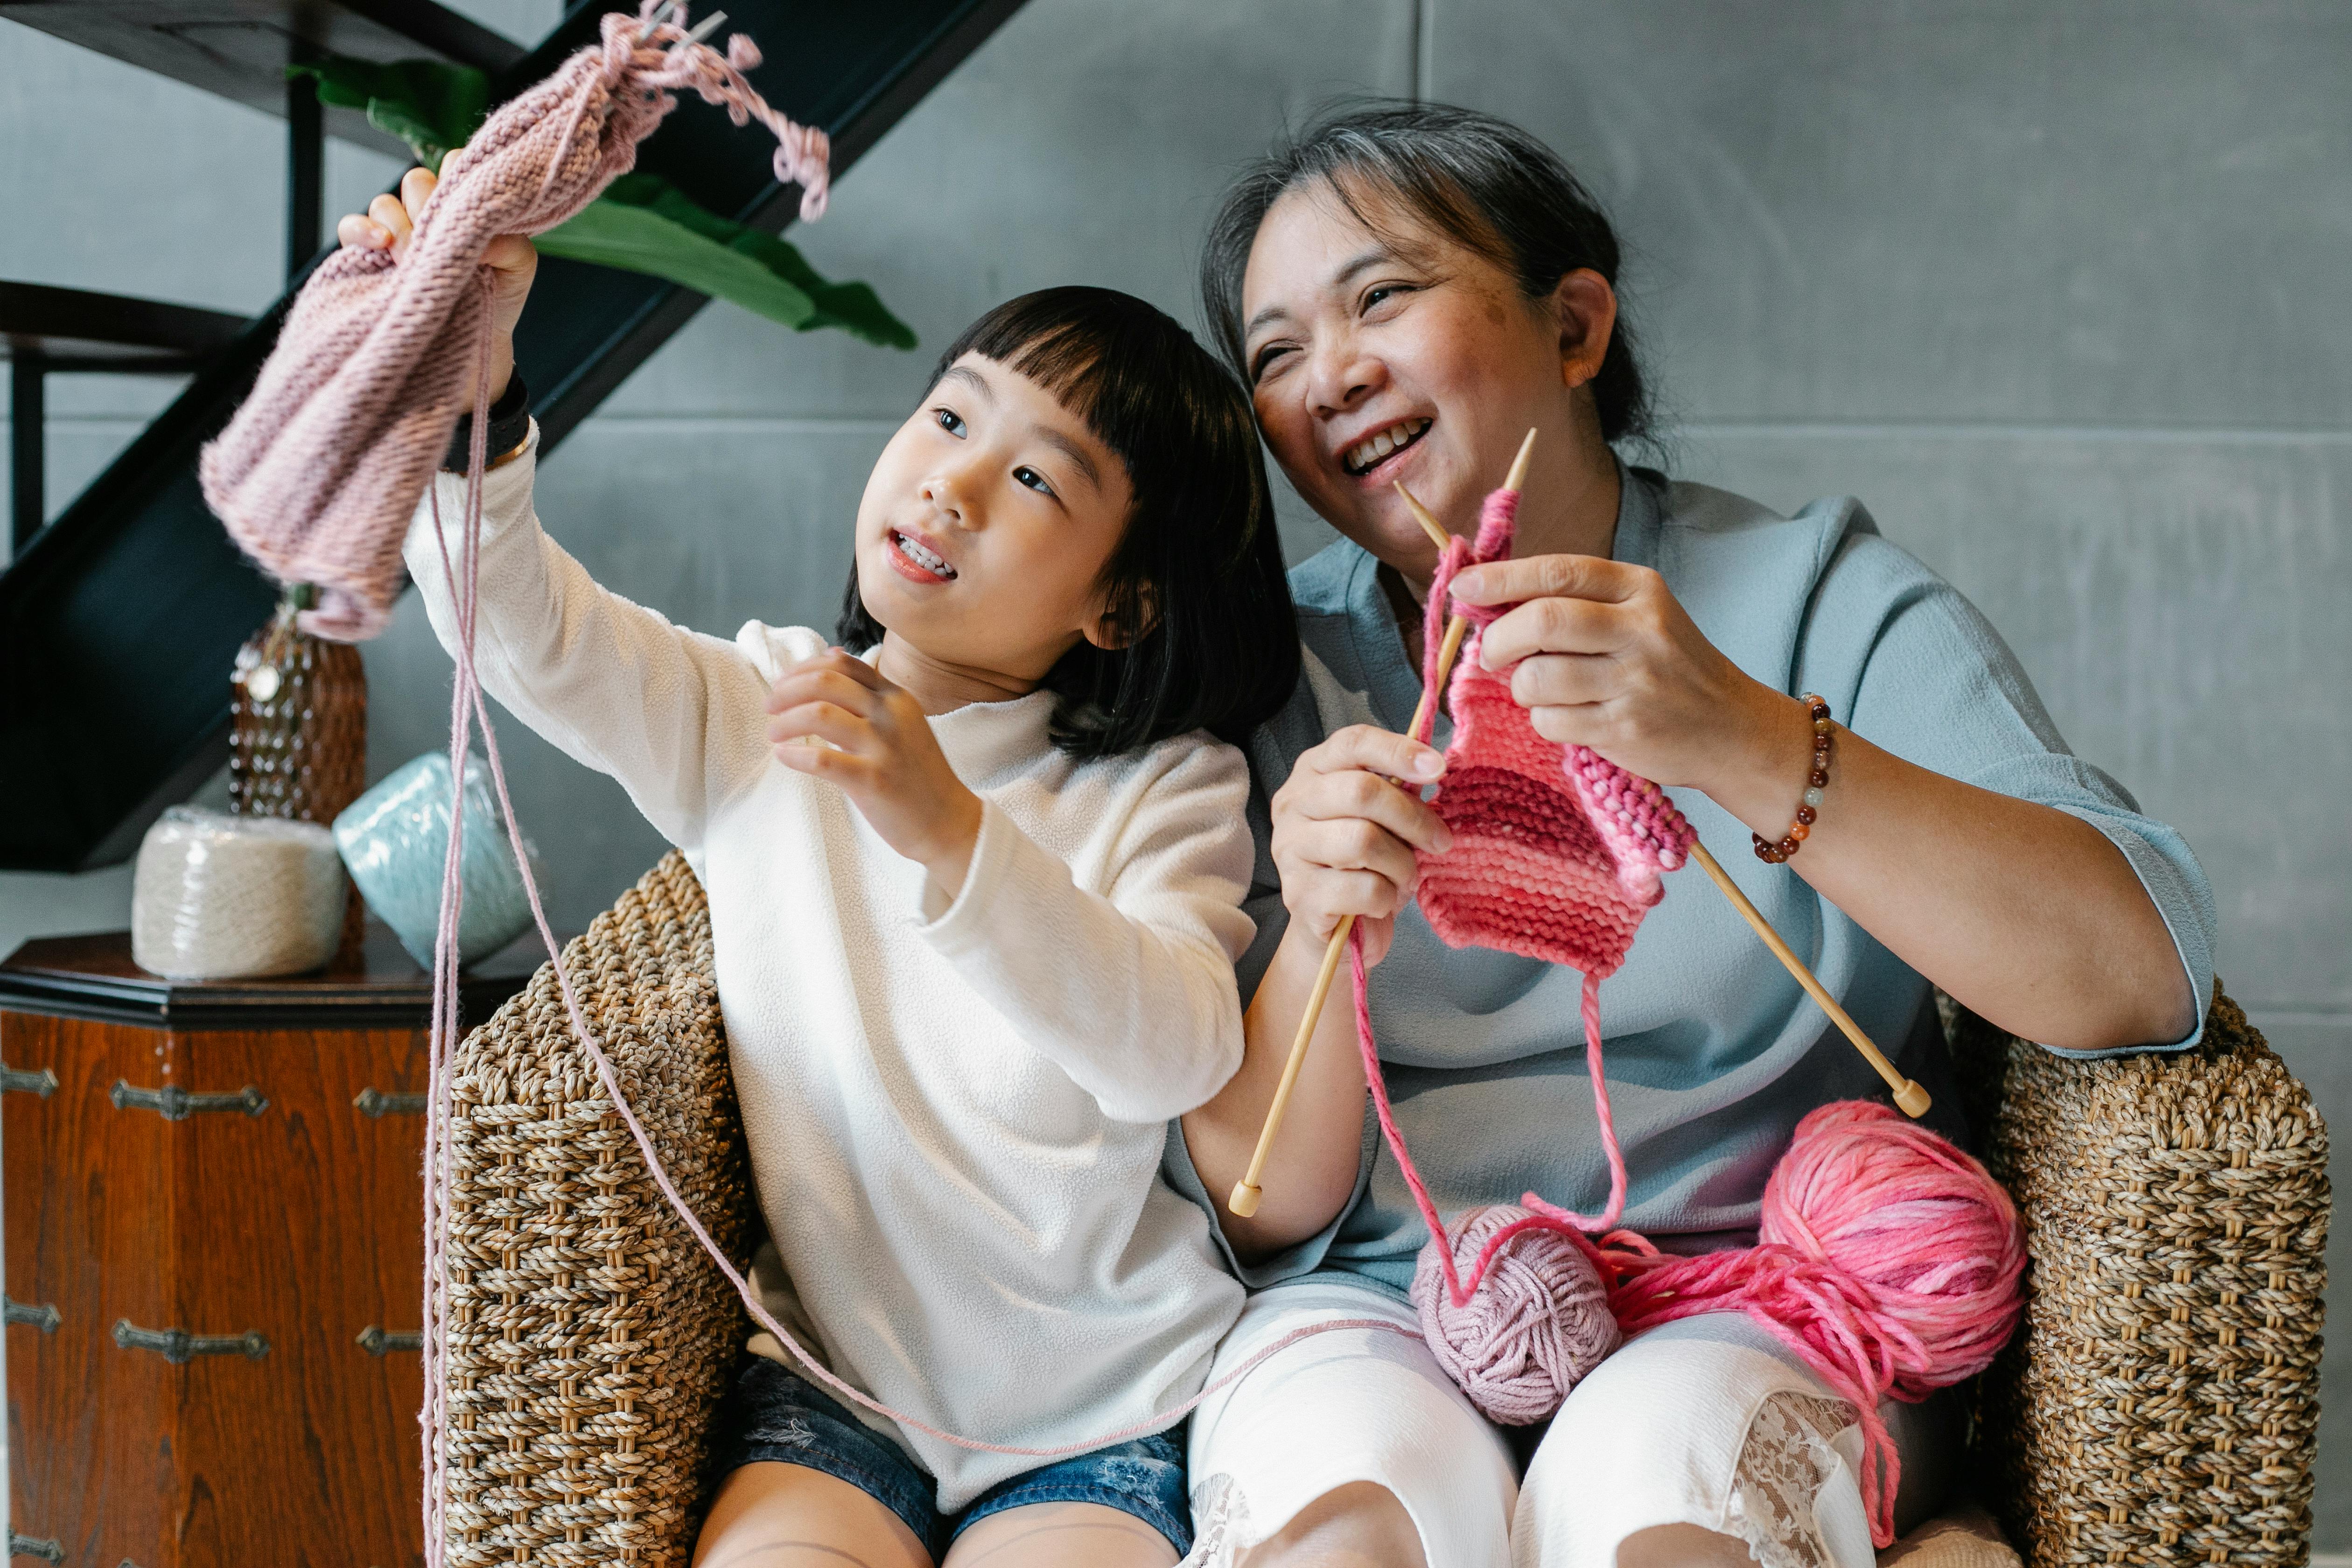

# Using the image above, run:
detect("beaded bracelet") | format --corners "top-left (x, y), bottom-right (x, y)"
top-left (1754, 694), bottom-right (1833, 864)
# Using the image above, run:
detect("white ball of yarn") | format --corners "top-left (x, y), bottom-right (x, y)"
top-left (132, 807), bottom-right (345, 980)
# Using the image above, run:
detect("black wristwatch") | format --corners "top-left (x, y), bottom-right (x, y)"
top-left (441, 370), bottom-right (532, 472)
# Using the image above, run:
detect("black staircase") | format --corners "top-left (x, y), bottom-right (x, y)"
top-left (0, 0), bottom-right (1027, 871)
top-left (1, 282), bottom-right (248, 552)
top-left (0, 1), bottom-right (526, 154)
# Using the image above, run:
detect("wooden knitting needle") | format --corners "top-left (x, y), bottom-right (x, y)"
top-left (1683, 840), bottom-right (1931, 1116)
top-left (1227, 430), bottom-right (1535, 1218)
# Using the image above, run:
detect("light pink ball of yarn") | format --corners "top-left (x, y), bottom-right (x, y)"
top-left (1411, 1204), bottom-right (1622, 1425)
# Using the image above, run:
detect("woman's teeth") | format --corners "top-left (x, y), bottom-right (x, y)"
top-left (1343, 418), bottom-right (1432, 476)
top-left (893, 532), bottom-right (955, 578)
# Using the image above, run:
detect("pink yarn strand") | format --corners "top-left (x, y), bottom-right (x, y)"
top-left (1353, 924), bottom-right (1627, 1312)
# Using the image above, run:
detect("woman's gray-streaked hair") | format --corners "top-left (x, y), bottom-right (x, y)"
top-left (1200, 99), bottom-right (1655, 448)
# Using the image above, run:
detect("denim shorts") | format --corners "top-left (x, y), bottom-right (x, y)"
top-left (709, 1356), bottom-right (1192, 1561)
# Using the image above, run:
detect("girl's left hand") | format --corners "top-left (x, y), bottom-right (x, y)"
top-left (1449, 554), bottom-right (1792, 797)
top-left (767, 650), bottom-right (985, 894)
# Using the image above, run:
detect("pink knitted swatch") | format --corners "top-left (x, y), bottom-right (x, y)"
top-left (199, 3), bottom-right (829, 641)
top-left (1412, 486), bottom-right (1694, 973)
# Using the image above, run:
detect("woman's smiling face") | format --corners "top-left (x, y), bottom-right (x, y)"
top-left (1240, 181), bottom-right (1585, 570)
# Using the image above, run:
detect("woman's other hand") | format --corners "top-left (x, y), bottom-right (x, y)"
top-left (1182, 724), bottom-right (1449, 1258)
top-left (1450, 553), bottom-right (1799, 804)
top-left (766, 650), bottom-right (986, 898)
top-left (1268, 725), bottom-right (1451, 967)
top-left (335, 166), bottom-right (538, 403)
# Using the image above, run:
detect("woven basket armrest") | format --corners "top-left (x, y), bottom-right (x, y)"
top-left (1947, 991), bottom-right (2330, 1568)
top-left (440, 852), bottom-right (753, 1568)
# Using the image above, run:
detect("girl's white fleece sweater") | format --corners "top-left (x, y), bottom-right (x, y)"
top-left (406, 424), bottom-right (1251, 1508)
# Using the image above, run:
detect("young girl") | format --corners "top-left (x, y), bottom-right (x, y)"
top-left (344, 170), bottom-right (1297, 1568)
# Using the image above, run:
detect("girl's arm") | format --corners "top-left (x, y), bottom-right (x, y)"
top-left (363, 165), bottom-right (775, 846)
top-left (914, 736), bottom-right (1259, 1126)
top-left (403, 434), bottom-right (776, 850)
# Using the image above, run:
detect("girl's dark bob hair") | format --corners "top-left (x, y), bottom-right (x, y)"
top-left (840, 286), bottom-right (1299, 760)
top-left (1201, 100), bottom-right (1654, 448)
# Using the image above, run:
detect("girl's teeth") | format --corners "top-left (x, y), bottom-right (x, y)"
top-left (895, 533), bottom-right (953, 576)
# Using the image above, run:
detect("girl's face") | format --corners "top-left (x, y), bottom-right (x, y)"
top-left (1239, 182), bottom-right (1592, 571)
top-left (854, 353), bottom-right (1135, 682)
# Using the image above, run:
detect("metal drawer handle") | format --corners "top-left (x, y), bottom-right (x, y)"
top-left (110, 1081), bottom-right (267, 1120)
top-left (1, 1063), bottom-right (56, 1099)
top-left (4, 1295), bottom-right (59, 1333)
top-left (112, 1319), bottom-right (268, 1363)
top-left (354, 1087), bottom-right (427, 1117)
top-left (357, 1325), bottom-right (423, 1355)
top-left (8, 1530), bottom-right (65, 1564)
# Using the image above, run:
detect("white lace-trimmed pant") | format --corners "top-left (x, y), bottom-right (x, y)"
top-left (1182, 1280), bottom-right (1955, 1568)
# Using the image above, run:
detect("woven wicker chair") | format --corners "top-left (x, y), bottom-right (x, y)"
top-left (437, 852), bottom-right (2330, 1568)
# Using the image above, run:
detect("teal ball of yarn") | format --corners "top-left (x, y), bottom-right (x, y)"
top-left (334, 751), bottom-right (538, 969)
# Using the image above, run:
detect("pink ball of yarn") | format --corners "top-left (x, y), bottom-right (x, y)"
top-left (1412, 1204), bottom-right (1622, 1425)
top-left (1755, 1099), bottom-right (2026, 1397)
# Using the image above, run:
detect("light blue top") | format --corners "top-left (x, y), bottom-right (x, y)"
top-left (1164, 465), bottom-right (2216, 1299)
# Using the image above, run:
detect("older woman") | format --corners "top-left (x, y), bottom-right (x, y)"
top-left (1170, 104), bottom-right (2212, 1568)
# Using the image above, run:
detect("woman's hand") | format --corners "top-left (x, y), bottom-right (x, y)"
top-left (766, 650), bottom-right (986, 896)
top-left (1268, 725), bottom-right (1451, 967)
top-left (335, 166), bottom-right (538, 404)
top-left (1452, 553), bottom-right (2195, 1048)
top-left (1451, 553), bottom-right (1799, 801)
top-left (1186, 723), bottom-right (1450, 1261)
top-left (1184, 726), bottom-right (1448, 1259)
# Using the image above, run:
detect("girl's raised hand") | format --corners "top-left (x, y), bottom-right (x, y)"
top-left (1267, 725), bottom-right (1450, 967)
top-left (335, 166), bottom-right (538, 403)
top-left (766, 650), bottom-right (986, 896)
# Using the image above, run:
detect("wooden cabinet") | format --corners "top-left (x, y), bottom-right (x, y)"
top-left (3, 930), bottom-right (537, 1568)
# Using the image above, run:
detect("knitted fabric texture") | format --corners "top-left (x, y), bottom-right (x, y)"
top-left (1412, 486), bottom-right (1694, 972)
top-left (199, 2), bottom-right (829, 642)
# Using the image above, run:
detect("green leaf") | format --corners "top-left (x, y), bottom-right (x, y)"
top-left (286, 57), bottom-right (487, 168)
top-left (542, 174), bottom-right (917, 350)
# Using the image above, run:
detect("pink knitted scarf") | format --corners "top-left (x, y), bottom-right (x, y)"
top-left (199, 2), bottom-right (828, 641)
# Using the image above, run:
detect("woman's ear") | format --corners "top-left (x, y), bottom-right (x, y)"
top-left (1081, 584), bottom-right (1157, 651)
top-left (1552, 268), bottom-right (1619, 391)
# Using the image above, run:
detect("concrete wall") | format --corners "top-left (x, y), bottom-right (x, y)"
top-left (3, 0), bottom-right (2344, 1539)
